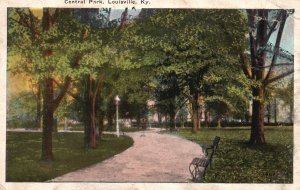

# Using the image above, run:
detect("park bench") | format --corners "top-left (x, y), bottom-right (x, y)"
top-left (189, 136), bottom-right (221, 182)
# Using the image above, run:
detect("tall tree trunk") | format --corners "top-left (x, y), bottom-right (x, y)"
top-left (158, 112), bottom-right (162, 128)
top-left (249, 87), bottom-right (266, 144)
top-left (266, 102), bottom-right (271, 124)
top-left (41, 78), bottom-right (54, 161)
top-left (248, 10), bottom-right (268, 145)
top-left (217, 115), bottom-right (222, 128)
top-left (274, 98), bottom-right (278, 124)
top-left (36, 83), bottom-right (42, 129)
top-left (41, 8), bottom-right (55, 161)
top-left (192, 106), bottom-right (198, 132)
top-left (290, 102), bottom-right (293, 124)
top-left (180, 113), bottom-right (185, 128)
top-left (205, 111), bottom-right (209, 128)
top-left (169, 107), bottom-right (176, 131)
top-left (143, 115), bottom-right (147, 129)
top-left (98, 115), bottom-right (104, 138)
top-left (84, 76), bottom-right (97, 148)
top-left (137, 113), bottom-right (141, 129)
top-left (243, 9), bottom-right (291, 145)
top-left (191, 93), bottom-right (199, 132)
top-left (198, 110), bottom-right (202, 129)
top-left (89, 95), bottom-right (97, 148)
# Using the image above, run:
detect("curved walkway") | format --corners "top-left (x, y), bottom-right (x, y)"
top-left (51, 129), bottom-right (204, 182)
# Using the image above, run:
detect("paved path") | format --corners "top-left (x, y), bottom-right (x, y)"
top-left (51, 129), bottom-right (204, 182)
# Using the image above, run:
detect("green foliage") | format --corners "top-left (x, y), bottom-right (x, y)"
top-left (7, 91), bottom-right (37, 128)
top-left (7, 8), bottom-right (114, 81)
top-left (274, 79), bottom-right (293, 107)
top-left (104, 126), bottom-right (146, 132)
top-left (122, 9), bottom-right (251, 120)
top-left (6, 132), bottom-right (134, 182)
top-left (174, 126), bottom-right (293, 183)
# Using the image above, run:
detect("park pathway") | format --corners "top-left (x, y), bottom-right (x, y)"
top-left (51, 128), bottom-right (204, 182)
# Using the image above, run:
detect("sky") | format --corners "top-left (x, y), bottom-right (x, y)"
top-left (269, 16), bottom-right (294, 53)
top-left (109, 8), bottom-right (141, 20)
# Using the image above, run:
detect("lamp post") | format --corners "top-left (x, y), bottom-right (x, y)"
top-left (115, 95), bottom-right (120, 137)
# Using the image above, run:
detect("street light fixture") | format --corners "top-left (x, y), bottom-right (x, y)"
top-left (115, 95), bottom-right (121, 137)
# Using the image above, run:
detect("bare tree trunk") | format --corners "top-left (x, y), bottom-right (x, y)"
top-left (205, 111), bottom-right (209, 128)
top-left (191, 94), bottom-right (199, 132)
top-left (198, 110), bottom-right (202, 129)
top-left (41, 78), bottom-right (54, 161)
top-left (83, 76), bottom-right (97, 149)
top-left (249, 87), bottom-right (266, 144)
top-left (290, 102), bottom-right (293, 124)
top-left (137, 114), bottom-right (141, 129)
top-left (192, 105), bottom-right (199, 133)
top-left (217, 115), bottom-right (222, 128)
top-left (266, 102), bottom-right (271, 124)
top-left (180, 113), bottom-right (185, 128)
top-left (36, 83), bottom-right (42, 129)
top-left (41, 9), bottom-right (55, 161)
top-left (158, 112), bottom-right (162, 128)
top-left (274, 98), bottom-right (278, 125)
top-left (169, 109), bottom-right (176, 131)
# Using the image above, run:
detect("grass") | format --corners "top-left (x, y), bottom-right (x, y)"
top-left (6, 132), bottom-right (134, 182)
top-left (105, 126), bottom-right (146, 133)
top-left (65, 124), bottom-right (145, 133)
top-left (172, 126), bottom-right (293, 183)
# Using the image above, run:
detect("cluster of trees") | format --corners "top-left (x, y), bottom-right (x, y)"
top-left (7, 8), bottom-right (293, 162)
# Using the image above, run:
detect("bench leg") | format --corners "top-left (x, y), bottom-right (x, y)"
top-left (189, 164), bottom-right (204, 182)
top-left (189, 163), bottom-right (197, 180)
top-left (194, 167), bottom-right (204, 182)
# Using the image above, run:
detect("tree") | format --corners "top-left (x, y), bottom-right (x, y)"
top-left (240, 10), bottom-right (294, 144)
top-left (65, 9), bottom-right (105, 148)
top-left (8, 8), bottom-right (70, 161)
top-left (112, 66), bottom-right (154, 129)
top-left (154, 72), bottom-right (182, 130)
top-left (124, 9), bottom-right (248, 132)
top-left (8, 8), bottom-right (108, 160)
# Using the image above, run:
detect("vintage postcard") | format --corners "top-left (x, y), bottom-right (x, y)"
top-left (0, 0), bottom-right (299, 190)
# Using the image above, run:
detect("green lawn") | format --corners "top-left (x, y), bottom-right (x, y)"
top-left (66, 124), bottom-right (145, 133)
top-left (173, 126), bottom-right (293, 183)
top-left (6, 132), bottom-right (133, 182)
top-left (104, 126), bottom-right (146, 133)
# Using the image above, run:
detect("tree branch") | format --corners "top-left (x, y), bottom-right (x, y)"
top-left (247, 10), bottom-right (259, 79)
top-left (53, 79), bottom-right (82, 103)
top-left (255, 63), bottom-right (293, 69)
top-left (93, 74), bottom-right (105, 103)
top-left (239, 52), bottom-right (252, 78)
top-left (264, 70), bottom-right (294, 85)
top-left (182, 90), bottom-right (193, 102)
top-left (11, 9), bottom-right (37, 35)
top-left (264, 10), bottom-right (288, 82)
top-left (266, 11), bottom-right (284, 43)
top-left (53, 76), bottom-right (72, 110)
